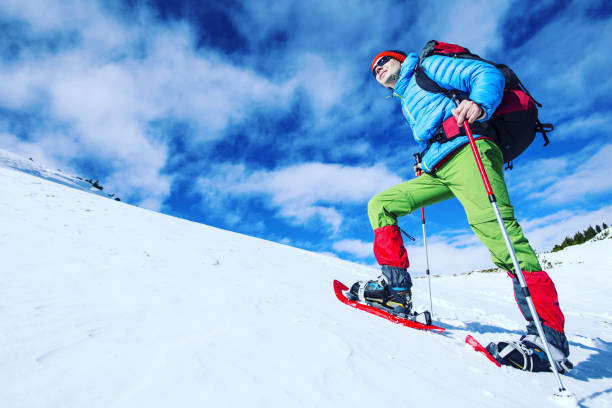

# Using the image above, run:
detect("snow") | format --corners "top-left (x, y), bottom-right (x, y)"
top-left (1, 151), bottom-right (611, 407)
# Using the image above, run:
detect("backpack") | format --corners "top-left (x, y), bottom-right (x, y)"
top-left (413, 40), bottom-right (553, 169)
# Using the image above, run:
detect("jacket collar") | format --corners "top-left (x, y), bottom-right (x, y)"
top-left (393, 53), bottom-right (418, 96)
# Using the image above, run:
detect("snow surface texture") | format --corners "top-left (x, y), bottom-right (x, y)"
top-left (1, 151), bottom-right (611, 407)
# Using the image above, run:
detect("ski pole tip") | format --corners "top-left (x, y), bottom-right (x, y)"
top-left (551, 389), bottom-right (578, 407)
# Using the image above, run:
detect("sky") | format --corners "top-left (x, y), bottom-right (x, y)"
top-left (1, 0), bottom-right (611, 274)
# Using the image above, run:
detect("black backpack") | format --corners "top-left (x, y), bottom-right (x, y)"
top-left (414, 40), bottom-right (553, 169)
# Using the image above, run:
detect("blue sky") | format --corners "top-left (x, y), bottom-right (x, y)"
top-left (1, 0), bottom-right (611, 274)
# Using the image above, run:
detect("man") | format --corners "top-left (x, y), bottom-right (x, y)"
top-left (349, 48), bottom-right (571, 372)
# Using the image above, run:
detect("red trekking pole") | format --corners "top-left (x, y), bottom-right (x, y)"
top-left (451, 96), bottom-right (573, 400)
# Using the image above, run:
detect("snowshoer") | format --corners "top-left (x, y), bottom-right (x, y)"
top-left (350, 47), bottom-right (571, 372)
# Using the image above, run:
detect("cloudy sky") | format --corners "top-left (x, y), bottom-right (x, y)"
top-left (1, 0), bottom-right (611, 274)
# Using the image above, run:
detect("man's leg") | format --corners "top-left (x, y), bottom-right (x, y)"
top-left (438, 139), bottom-right (569, 356)
top-left (367, 173), bottom-right (453, 269)
top-left (471, 219), bottom-right (569, 356)
top-left (353, 172), bottom-right (454, 310)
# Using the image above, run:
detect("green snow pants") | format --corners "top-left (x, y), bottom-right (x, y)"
top-left (368, 139), bottom-right (541, 273)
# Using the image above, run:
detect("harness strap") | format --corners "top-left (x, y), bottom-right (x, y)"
top-left (426, 117), bottom-right (493, 150)
top-left (536, 120), bottom-right (553, 146)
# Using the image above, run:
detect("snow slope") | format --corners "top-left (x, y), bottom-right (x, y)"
top-left (1, 155), bottom-right (611, 408)
top-left (0, 148), bottom-right (118, 200)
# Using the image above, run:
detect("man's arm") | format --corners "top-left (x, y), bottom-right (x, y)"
top-left (421, 54), bottom-right (505, 121)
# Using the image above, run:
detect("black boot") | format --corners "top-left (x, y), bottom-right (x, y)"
top-left (487, 335), bottom-right (573, 373)
top-left (349, 266), bottom-right (412, 315)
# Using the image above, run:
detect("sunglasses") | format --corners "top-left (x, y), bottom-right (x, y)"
top-left (372, 55), bottom-right (393, 77)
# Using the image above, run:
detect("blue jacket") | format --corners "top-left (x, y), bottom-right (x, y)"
top-left (392, 53), bottom-right (505, 172)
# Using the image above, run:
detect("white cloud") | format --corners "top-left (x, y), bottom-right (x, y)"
top-left (506, 1), bottom-right (612, 123)
top-left (505, 142), bottom-right (612, 214)
top-left (0, 0), bottom-right (93, 32)
top-left (285, 205), bottom-right (344, 234)
top-left (553, 112), bottom-right (611, 141)
top-left (238, 162), bottom-right (403, 207)
top-left (0, 131), bottom-right (67, 172)
top-left (420, 0), bottom-right (511, 54)
top-left (406, 235), bottom-right (493, 276)
top-left (517, 144), bottom-right (612, 205)
top-left (288, 53), bottom-right (348, 120)
top-left (196, 161), bottom-right (404, 231)
top-left (333, 239), bottom-right (372, 258)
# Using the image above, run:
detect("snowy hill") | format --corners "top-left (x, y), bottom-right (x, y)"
top-left (0, 148), bottom-right (119, 200)
top-left (1, 154), bottom-right (611, 408)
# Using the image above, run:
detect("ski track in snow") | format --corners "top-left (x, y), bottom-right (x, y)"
top-left (1, 152), bottom-right (612, 407)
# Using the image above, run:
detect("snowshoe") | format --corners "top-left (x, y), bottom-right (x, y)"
top-left (485, 335), bottom-right (573, 374)
top-left (333, 280), bottom-right (444, 332)
top-left (347, 277), bottom-right (432, 325)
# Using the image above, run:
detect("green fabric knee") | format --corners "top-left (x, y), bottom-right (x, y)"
top-left (469, 218), bottom-right (541, 272)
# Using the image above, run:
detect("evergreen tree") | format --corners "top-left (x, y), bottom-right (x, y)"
top-left (573, 231), bottom-right (585, 244)
top-left (585, 226), bottom-right (597, 240)
top-left (561, 236), bottom-right (573, 247)
top-left (552, 223), bottom-right (611, 252)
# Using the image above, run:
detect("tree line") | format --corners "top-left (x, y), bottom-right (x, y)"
top-left (552, 223), bottom-right (609, 252)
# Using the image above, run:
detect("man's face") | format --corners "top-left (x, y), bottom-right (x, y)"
top-left (374, 57), bottom-right (401, 89)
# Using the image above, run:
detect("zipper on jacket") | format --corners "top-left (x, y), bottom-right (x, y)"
top-left (393, 92), bottom-right (416, 122)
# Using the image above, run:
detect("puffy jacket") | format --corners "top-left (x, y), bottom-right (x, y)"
top-left (392, 53), bottom-right (505, 172)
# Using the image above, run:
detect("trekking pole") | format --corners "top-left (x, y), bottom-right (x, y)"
top-left (414, 154), bottom-right (434, 317)
top-left (451, 96), bottom-right (572, 399)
